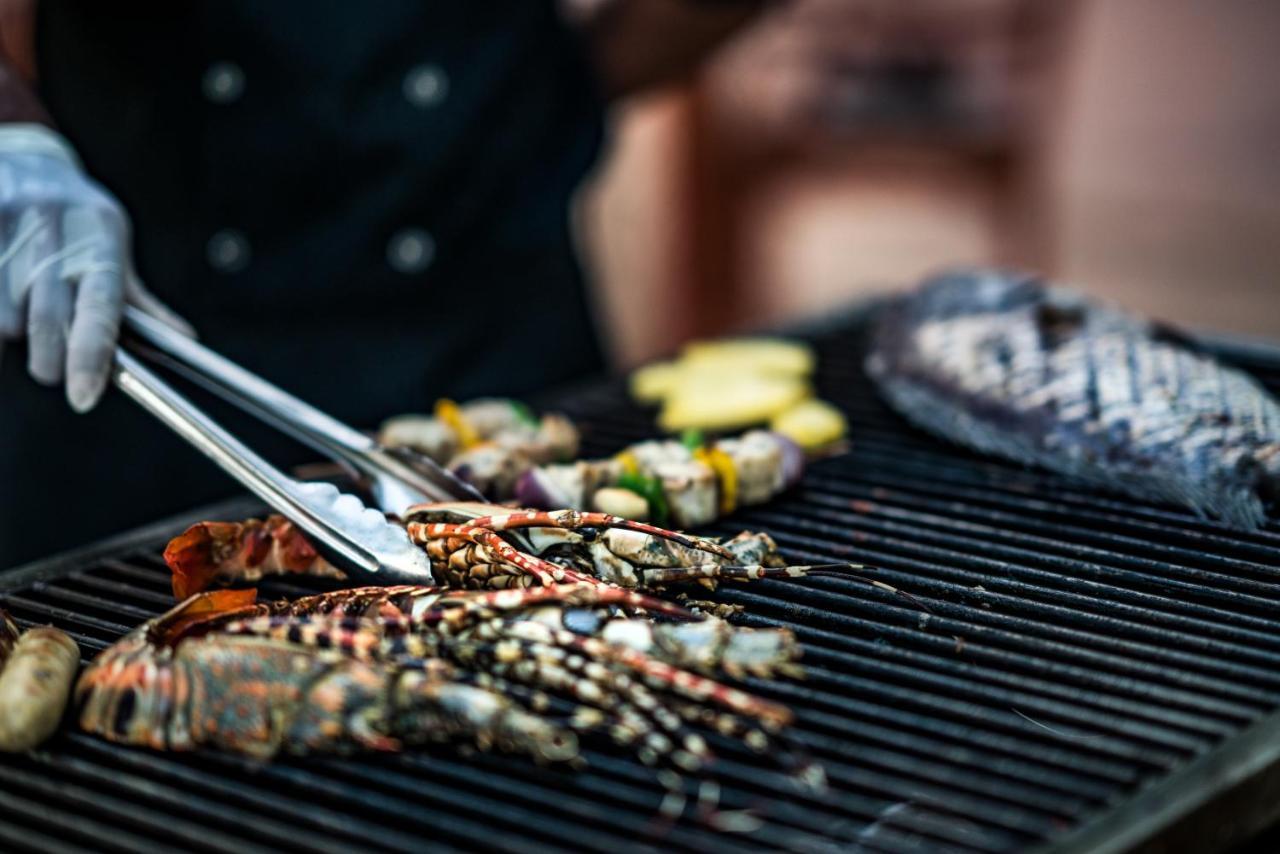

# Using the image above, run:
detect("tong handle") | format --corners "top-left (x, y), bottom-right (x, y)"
top-left (122, 307), bottom-right (484, 506)
top-left (123, 307), bottom-right (374, 458)
top-left (113, 348), bottom-right (381, 578)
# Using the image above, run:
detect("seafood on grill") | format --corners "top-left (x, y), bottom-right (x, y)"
top-left (0, 609), bottom-right (80, 752)
top-left (867, 270), bottom-right (1280, 529)
top-left (378, 398), bottom-right (578, 497)
top-left (77, 584), bottom-right (806, 774)
top-left (163, 514), bottom-right (347, 598)
top-left (76, 589), bottom-right (577, 761)
top-left (515, 430), bottom-right (806, 528)
top-left (164, 502), bottom-right (856, 598)
top-left (255, 584), bottom-right (801, 682)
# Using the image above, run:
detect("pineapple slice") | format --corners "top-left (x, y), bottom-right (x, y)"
top-left (629, 360), bottom-right (683, 404)
top-left (680, 338), bottom-right (814, 377)
top-left (658, 374), bottom-right (809, 431)
top-left (770, 398), bottom-right (848, 450)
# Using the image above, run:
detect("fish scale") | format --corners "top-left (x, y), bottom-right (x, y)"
top-left (867, 270), bottom-right (1280, 530)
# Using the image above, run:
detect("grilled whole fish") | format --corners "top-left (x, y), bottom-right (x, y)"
top-left (865, 271), bottom-right (1280, 529)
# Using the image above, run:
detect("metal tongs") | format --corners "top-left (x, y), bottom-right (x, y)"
top-left (112, 307), bottom-right (485, 585)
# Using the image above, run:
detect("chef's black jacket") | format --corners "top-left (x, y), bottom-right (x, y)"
top-left (0, 2), bottom-right (607, 568)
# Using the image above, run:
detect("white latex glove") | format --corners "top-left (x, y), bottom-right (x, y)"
top-left (0, 123), bottom-right (190, 412)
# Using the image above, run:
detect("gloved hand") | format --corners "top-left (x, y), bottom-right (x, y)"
top-left (0, 123), bottom-right (190, 412)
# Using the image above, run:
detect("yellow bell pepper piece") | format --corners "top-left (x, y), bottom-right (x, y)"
top-left (434, 398), bottom-right (482, 450)
top-left (613, 450), bottom-right (640, 476)
top-left (694, 446), bottom-right (738, 516)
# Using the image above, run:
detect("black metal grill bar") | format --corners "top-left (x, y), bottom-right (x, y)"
top-left (782, 686), bottom-right (1140, 786)
top-left (0, 536), bottom-right (1236, 853)
top-left (0, 762), bottom-right (281, 854)
top-left (82, 560), bottom-right (1208, 773)
top-left (0, 788), bottom-right (165, 854)
top-left (789, 722), bottom-right (1095, 816)
top-left (52, 560), bottom-right (1187, 768)
top-left (6, 318), bottom-right (1280, 852)
top-left (755, 606), bottom-right (1253, 737)
top-left (805, 465), bottom-right (1280, 579)
top-left (3, 559), bottom-right (1062, 852)
top-left (71, 568), bottom-right (182, 605)
top-left (23, 686), bottom-right (739, 854)
top-left (800, 483), bottom-right (1280, 605)
top-left (817, 429), bottom-right (1280, 553)
top-left (790, 706), bottom-right (1117, 803)
top-left (732, 521), bottom-right (1280, 678)
top-left (3, 564), bottom-right (1011, 852)
top-left (760, 663), bottom-right (1191, 768)
top-left (719, 533), bottom-right (1280, 704)
top-left (763, 591), bottom-right (1270, 724)
top-left (30, 750), bottom-right (354, 854)
top-left (771, 560), bottom-right (1271, 698)
top-left (64, 734), bottom-right (447, 854)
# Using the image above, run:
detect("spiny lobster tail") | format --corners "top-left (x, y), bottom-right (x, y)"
top-left (163, 522), bottom-right (236, 600)
top-left (76, 589), bottom-right (262, 752)
top-left (163, 517), bottom-right (342, 599)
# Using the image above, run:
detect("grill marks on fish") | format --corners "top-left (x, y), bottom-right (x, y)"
top-left (866, 271), bottom-right (1280, 529)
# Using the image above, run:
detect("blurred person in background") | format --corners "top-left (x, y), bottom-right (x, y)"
top-left (0, 1), bottom-right (769, 569)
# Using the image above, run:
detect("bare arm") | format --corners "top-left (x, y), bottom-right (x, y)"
top-left (569, 0), bottom-right (771, 99)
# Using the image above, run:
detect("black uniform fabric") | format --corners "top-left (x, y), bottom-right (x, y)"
top-left (0, 1), bottom-right (607, 569)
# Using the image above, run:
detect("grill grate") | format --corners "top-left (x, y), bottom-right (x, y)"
top-left (5, 314), bottom-right (1280, 852)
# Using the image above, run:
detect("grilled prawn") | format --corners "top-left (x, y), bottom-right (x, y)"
top-left (164, 502), bottom-right (856, 598)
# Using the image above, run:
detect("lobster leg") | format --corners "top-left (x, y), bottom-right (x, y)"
top-left (559, 632), bottom-right (793, 730)
top-left (477, 617), bottom-right (792, 730)
top-left (452, 629), bottom-right (716, 771)
top-left (406, 523), bottom-right (604, 587)
top-left (423, 583), bottom-right (697, 626)
top-left (639, 562), bottom-right (861, 586)
top-left (483, 622), bottom-right (803, 770)
top-left (464, 510), bottom-right (733, 560)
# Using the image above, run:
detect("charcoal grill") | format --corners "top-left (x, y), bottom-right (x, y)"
top-left (4, 311), bottom-right (1280, 853)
